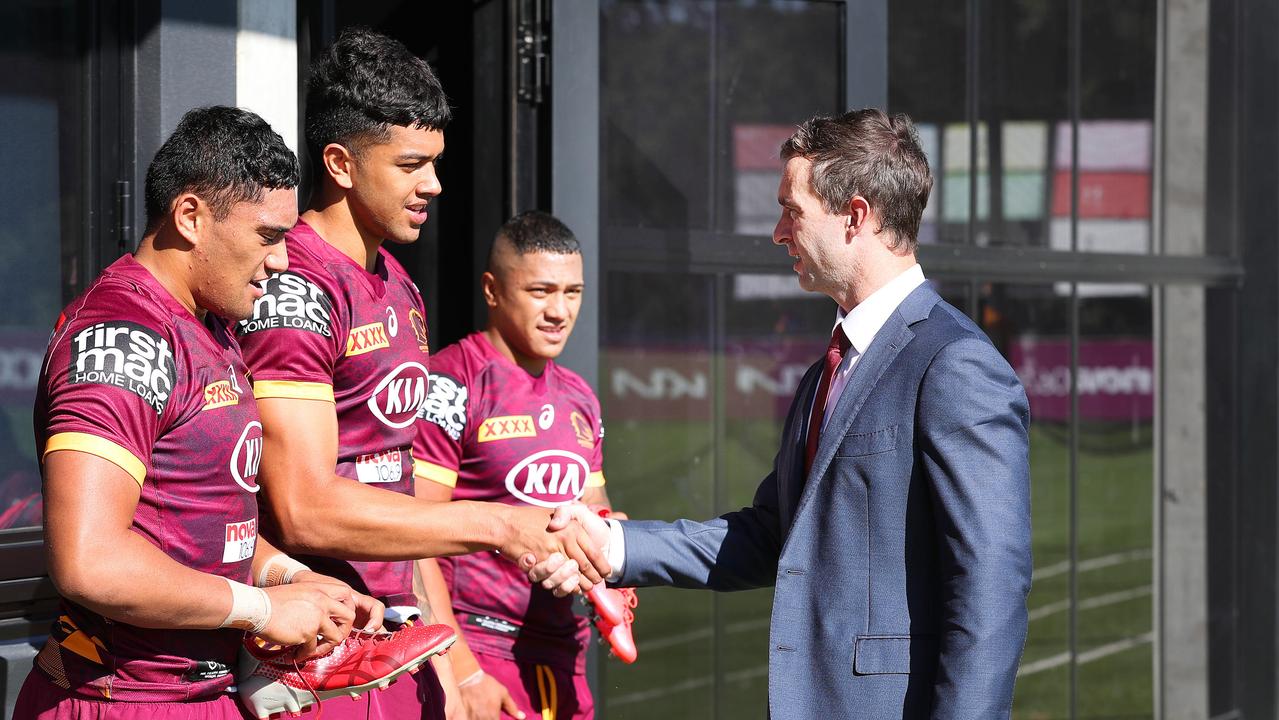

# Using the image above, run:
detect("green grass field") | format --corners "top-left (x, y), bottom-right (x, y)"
top-left (594, 418), bottom-right (1154, 719)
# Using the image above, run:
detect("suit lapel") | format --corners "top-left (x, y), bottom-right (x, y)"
top-left (779, 360), bottom-right (822, 538)
top-left (785, 284), bottom-right (941, 539)
top-left (806, 314), bottom-right (913, 484)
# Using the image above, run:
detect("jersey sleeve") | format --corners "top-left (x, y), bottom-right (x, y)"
top-left (585, 392), bottom-right (606, 488)
top-left (413, 350), bottom-right (471, 489)
top-left (565, 374), bottom-right (606, 488)
top-left (235, 270), bottom-right (342, 403)
top-left (41, 302), bottom-right (177, 487)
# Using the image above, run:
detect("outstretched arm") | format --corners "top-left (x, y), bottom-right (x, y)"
top-left (918, 337), bottom-right (1032, 718)
top-left (254, 396), bottom-right (608, 582)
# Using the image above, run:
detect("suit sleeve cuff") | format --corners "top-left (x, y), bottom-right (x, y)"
top-left (606, 518), bottom-right (626, 583)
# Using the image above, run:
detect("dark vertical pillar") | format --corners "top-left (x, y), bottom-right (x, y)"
top-left (1216, 0), bottom-right (1279, 715)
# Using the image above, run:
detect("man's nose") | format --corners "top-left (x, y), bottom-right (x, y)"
top-left (264, 243), bottom-right (288, 275)
top-left (546, 293), bottom-right (567, 319)
top-left (418, 166), bottom-right (442, 197)
top-left (773, 216), bottom-right (789, 245)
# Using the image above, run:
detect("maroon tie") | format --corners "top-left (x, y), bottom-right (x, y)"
top-left (805, 326), bottom-right (851, 474)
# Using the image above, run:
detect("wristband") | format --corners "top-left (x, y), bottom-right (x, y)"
top-left (256, 554), bottom-right (311, 588)
top-left (458, 669), bottom-right (485, 688)
top-left (219, 578), bottom-right (271, 633)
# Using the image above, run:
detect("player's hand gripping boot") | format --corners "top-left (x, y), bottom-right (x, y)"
top-left (583, 508), bottom-right (639, 663)
top-left (237, 623), bottom-right (457, 719)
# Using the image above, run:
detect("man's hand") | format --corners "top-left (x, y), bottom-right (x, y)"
top-left (498, 505), bottom-right (610, 589)
top-left (462, 671), bottom-right (526, 720)
top-left (291, 569), bottom-right (386, 631)
top-left (521, 503), bottom-right (613, 597)
top-left (259, 581), bottom-right (358, 659)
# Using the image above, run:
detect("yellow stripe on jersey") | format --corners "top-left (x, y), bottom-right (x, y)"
top-left (587, 471), bottom-right (606, 488)
top-left (536, 664), bottom-right (557, 720)
top-left (413, 458), bottom-right (458, 488)
top-left (45, 432), bottom-right (146, 487)
top-left (253, 380), bottom-right (335, 403)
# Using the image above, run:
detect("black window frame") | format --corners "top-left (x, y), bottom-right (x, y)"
top-left (0, 0), bottom-right (138, 643)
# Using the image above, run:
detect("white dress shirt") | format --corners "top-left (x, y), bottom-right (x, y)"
top-left (604, 264), bottom-right (928, 579)
top-left (817, 263), bottom-right (927, 430)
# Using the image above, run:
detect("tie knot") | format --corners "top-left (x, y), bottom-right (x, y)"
top-left (828, 326), bottom-right (851, 358)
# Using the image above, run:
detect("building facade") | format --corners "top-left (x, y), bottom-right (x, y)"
top-left (0, 1), bottom-right (1273, 718)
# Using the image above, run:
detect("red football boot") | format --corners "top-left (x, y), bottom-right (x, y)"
top-left (237, 623), bottom-right (457, 719)
top-left (587, 585), bottom-right (639, 663)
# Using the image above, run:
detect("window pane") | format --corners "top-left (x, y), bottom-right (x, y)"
top-left (1076, 288), bottom-right (1154, 718)
top-left (0, 3), bottom-right (85, 530)
top-left (716, 2), bottom-right (840, 237)
top-left (977, 0), bottom-right (1069, 250)
top-left (889, 0), bottom-right (966, 245)
top-left (1074, 1), bottom-right (1157, 255)
top-left (982, 283), bottom-right (1072, 719)
top-left (599, 271), bottom-right (717, 717)
top-left (601, 0), bottom-right (841, 241)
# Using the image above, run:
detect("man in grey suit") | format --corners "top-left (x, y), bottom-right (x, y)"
top-left (530, 109), bottom-right (1032, 719)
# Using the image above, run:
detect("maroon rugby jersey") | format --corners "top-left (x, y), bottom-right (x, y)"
top-left (414, 332), bottom-right (605, 672)
top-left (236, 221), bottom-right (430, 607)
top-left (34, 254), bottom-right (261, 701)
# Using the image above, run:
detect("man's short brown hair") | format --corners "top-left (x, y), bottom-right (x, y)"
top-left (780, 109), bottom-right (933, 253)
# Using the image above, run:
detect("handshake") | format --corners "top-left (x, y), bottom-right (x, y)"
top-left (500, 501), bottom-right (619, 596)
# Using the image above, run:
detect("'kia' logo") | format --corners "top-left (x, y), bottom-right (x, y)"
top-left (231, 421), bottom-right (263, 492)
top-left (504, 449), bottom-right (590, 508)
top-left (367, 361), bottom-right (429, 428)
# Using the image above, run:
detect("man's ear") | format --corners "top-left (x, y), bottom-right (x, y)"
top-left (481, 271), bottom-right (499, 308)
top-left (171, 193), bottom-right (205, 246)
top-left (322, 143), bottom-right (357, 190)
top-left (846, 195), bottom-right (871, 236)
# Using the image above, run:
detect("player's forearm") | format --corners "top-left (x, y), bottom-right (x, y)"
top-left (50, 531), bottom-right (237, 630)
top-left (266, 476), bottom-right (512, 559)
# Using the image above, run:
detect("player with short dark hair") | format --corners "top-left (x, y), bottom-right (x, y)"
top-left (415, 211), bottom-right (616, 720)
top-left (15, 106), bottom-right (380, 719)
top-left (236, 30), bottom-right (608, 720)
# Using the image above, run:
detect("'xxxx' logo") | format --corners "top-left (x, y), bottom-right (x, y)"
top-left (478, 415), bottom-right (537, 443)
top-left (346, 322), bottom-right (390, 357)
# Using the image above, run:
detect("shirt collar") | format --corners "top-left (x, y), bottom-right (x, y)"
top-left (834, 264), bottom-right (927, 355)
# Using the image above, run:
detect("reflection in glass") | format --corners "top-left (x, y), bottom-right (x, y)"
top-left (601, 0), bottom-right (841, 239)
top-left (1076, 289), bottom-right (1154, 718)
top-left (981, 283), bottom-right (1072, 719)
top-left (889, 0), bottom-right (965, 245)
top-left (599, 271), bottom-right (717, 717)
top-left (0, 3), bottom-right (83, 530)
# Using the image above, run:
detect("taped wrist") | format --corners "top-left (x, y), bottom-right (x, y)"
top-left (256, 554), bottom-right (311, 588)
top-left (458, 669), bottom-right (485, 688)
top-left (220, 578), bottom-right (271, 634)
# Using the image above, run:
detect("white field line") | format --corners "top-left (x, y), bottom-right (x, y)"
top-left (639, 549), bottom-right (1153, 654)
top-left (1033, 548), bottom-right (1152, 582)
top-left (1017, 631), bottom-right (1154, 677)
top-left (1028, 584), bottom-right (1153, 622)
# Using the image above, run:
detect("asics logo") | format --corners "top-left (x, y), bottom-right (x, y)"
top-left (368, 361), bottom-right (429, 428)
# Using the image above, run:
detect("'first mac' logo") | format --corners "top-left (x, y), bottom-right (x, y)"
top-left (69, 322), bottom-right (175, 414)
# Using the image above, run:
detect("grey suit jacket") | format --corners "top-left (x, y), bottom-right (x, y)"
top-left (617, 285), bottom-right (1032, 719)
